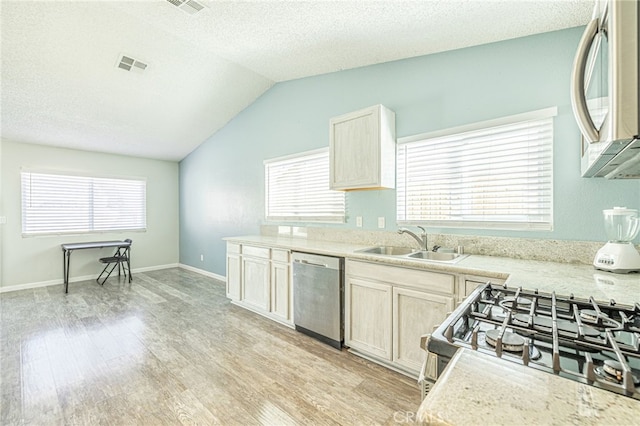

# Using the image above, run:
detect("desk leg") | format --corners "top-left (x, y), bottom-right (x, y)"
top-left (63, 250), bottom-right (71, 293)
top-left (62, 249), bottom-right (66, 293)
top-left (127, 247), bottom-right (132, 283)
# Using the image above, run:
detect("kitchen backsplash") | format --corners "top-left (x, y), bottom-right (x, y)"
top-left (260, 225), bottom-right (630, 265)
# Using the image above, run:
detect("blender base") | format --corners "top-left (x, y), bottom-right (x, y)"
top-left (593, 242), bottom-right (640, 274)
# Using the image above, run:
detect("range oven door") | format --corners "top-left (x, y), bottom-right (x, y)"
top-left (418, 333), bottom-right (453, 399)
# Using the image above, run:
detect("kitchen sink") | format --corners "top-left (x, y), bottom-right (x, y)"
top-left (407, 251), bottom-right (468, 263)
top-left (355, 246), bottom-right (468, 264)
top-left (356, 246), bottom-right (418, 256)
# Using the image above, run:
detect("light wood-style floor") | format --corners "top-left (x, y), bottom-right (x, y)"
top-left (0, 268), bottom-right (421, 425)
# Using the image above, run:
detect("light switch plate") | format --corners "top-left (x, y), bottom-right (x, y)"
top-left (356, 216), bottom-right (363, 227)
top-left (378, 217), bottom-right (385, 228)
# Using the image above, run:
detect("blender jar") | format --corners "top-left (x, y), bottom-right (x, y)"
top-left (603, 207), bottom-right (640, 243)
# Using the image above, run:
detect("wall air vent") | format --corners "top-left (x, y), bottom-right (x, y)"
top-left (116, 55), bottom-right (148, 74)
top-left (165, 0), bottom-right (206, 15)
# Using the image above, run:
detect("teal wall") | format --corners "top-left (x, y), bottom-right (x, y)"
top-left (179, 27), bottom-right (640, 276)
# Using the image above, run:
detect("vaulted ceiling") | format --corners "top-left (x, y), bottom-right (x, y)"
top-left (0, 0), bottom-right (593, 161)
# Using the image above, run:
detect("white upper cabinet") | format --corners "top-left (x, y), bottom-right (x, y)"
top-left (329, 104), bottom-right (396, 190)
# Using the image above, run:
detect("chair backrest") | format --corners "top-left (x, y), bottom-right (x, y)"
top-left (120, 239), bottom-right (132, 257)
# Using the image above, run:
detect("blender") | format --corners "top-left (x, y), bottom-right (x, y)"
top-left (593, 207), bottom-right (640, 273)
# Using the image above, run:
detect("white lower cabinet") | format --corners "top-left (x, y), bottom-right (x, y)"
top-left (226, 243), bottom-right (241, 301)
top-left (270, 249), bottom-right (291, 322)
top-left (226, 243), bottom-right (293, 326)
top-left (393, 287), bottom-right (454, 373)
top-left (345, 278), bottom-right (393, 360)
top-left (241, 252), bottom-right (270, 312)
top-left (345, 259), bottom-right (455, 377)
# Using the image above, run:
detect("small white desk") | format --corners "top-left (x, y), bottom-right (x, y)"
top-left (61, 240), bottom-right (131, 293)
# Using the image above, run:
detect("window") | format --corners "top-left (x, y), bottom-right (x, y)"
top-left (21, 171), bottom-right (147, 235)
top-left (397, 107), bottom-right (556, 230)
top-left (265, 148), bottom-right (345, 223)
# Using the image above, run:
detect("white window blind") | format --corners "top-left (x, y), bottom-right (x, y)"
top-left (265, 149), bottom-right (345, 223)
top-left (397, 108), bottom-right (556, 230)
top-left (21, 171), bottom-right (147, 235)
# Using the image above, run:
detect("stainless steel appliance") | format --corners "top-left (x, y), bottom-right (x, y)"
top-left (421, 282), bottom-right (640, 400)
top-left (570, 0), bottom-right (640, 179)
top-left (292, 252), bottom-right (344, 349)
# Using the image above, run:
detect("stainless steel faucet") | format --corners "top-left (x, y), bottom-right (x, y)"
top-left (398, 226), bottom-right (428, 251)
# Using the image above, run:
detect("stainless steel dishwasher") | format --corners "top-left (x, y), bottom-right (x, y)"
top-left (292, 252), bottom-right (344, 349)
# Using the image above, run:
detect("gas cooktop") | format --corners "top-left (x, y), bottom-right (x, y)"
top-left (427, 282), bottom-right (640, 400)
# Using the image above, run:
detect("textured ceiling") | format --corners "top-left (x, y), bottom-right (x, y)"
top-left (0, 0), bottom-right (593, 161)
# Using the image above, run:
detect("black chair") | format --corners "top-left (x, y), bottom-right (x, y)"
top-left (97, 239), bottom-right (132, 285)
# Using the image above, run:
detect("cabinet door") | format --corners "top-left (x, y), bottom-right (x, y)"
top-left (226, 253), bottom-right (241, 301)
top-left (270, 261), bottom-right (291, 322)
top-left (345, 277), bottom-right (392, 360)
top-left (393, 287), bottom-right (455, 373)
top-left (241, 256), bottom-right (270, 312)
top-left (330, 108), bottom-right (379, 189)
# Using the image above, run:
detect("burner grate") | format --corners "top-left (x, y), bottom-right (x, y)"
top-left (434, 282), bottom-right (640, 399)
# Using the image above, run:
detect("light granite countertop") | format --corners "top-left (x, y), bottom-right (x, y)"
top-left (224, 235), bottom-right (640, 303)
top-left (416, 349), bottom-right (640, 426)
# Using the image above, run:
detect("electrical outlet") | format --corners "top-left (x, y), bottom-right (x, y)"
top-left (200, 254), bottom-right (204, 262)
top-left (378, 217), bottom-right (385, 228)
top-left (356, 216), bottom-right (363, 227)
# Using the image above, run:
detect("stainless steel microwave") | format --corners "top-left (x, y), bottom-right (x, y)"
top-left (570, 0), bottom-right (639, 179)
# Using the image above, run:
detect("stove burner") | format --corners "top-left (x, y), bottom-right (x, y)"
top-left (499, 296), bottom-right (532, 311)
top-left (604, 360), bottom-right (625, 379)
top-left (485, 329), bottom-right (525, 352)
top-left (490, 306), bottom-right (507, 321)
top-left (512, 314), bottom-right (601, 338)
top-left (579, 309), bottom-right (620, 328)
top-left (594, 360), bottom-right (640, 385)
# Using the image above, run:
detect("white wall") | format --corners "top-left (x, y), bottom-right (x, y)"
top-left (0, 139), bottom-right (179, 290)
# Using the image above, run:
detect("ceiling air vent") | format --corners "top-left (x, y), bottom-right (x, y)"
top-left (116, 55), bottom-right (148, 74)
top-left (166, 0), bottom-right (206, 15)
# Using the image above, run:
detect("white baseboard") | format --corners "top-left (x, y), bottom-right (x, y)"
top-left (0, 263), bottom-right (181, 294)
top-left (135, 263), bottom-right (180, 273)
top-left (178, 263), bottom-right (226, 282)
top-left (0, 278), bottom-right (64, 293)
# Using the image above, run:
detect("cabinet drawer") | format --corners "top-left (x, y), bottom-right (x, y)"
top-left (458, 275), bottom-right (505, 302)
top-left (271, 249), bottom-right (290, 263)
top-left (227, 242), bottom-right (241, 254)
top-left (347, 260), bottom-right (454, 295)
top-left (242, 245), bottom-right (270, 259)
